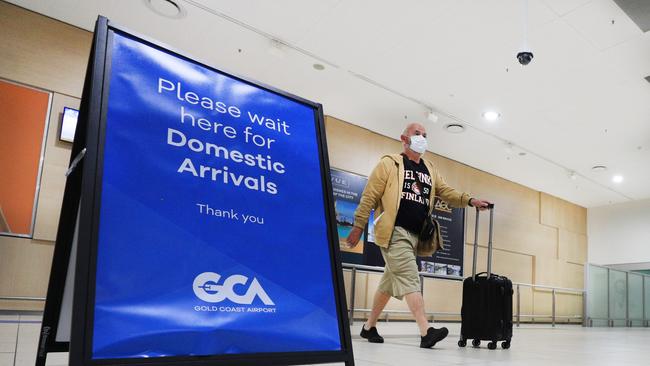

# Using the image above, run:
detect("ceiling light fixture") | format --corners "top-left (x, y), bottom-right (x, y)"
top-left (268, 39), bottom-right (286, 58)
top-left (482, 111), bottom-right (501, 121)
top-left (312, 63), bottom-right (325, 71)
top-left (444, 124), bottom-right (465, 134)
top-left (568, 171), bottom-right (577, 180)
top-left (427, 111), bottom-right (439, 123)
top-left (591, 165), bottom-right (608, 172)
top-left (144, 0), bottom-right (186, 19)
top-left (504, 142), bottom-right (514, 155)
top-left (612, 175), bottom-right (624, 183)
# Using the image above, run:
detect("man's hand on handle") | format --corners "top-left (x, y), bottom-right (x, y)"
top-left (470, 198), bottom-right (492, 211)
top-left (346, 226), bottom-right (364, 248)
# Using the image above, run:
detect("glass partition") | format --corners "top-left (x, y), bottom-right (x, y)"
top-left (645, 276), bottom-right (650, 325)
top-left (587, 264), bottom-right (650, 327)
top-left (628, 273), bottom-right (644, 326)
top-left (587, 265), bottom-right (609, 326)
top-left (609, 269), bottom-right (627, 326)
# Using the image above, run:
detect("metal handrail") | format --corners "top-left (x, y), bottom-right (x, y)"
top-left (342, 263), bottom-right (463, 281)
top-left (512, 282), bottom-right (584, 293)
top-left (0, 296), bottom-right (46, 301)
top-left (343, 262), bottom-right (586, 327)
top-left (342, 263), bottom-right (585, 293)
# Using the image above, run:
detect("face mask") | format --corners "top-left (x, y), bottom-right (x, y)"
top-left (409, 134), bottom-right (427, 154)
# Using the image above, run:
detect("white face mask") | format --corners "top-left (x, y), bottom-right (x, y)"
top-left (408, 134), bottom-right (428, 154)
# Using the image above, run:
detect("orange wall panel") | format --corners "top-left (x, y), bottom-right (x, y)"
top-left (0, 79), bottom-right (50, 235)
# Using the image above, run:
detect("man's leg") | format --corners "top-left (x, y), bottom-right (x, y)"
top-left (404, 291), bottom-right (429, 336)
top-left (360, 290), bottom-right (390, 343)
top-left (366, 290), bottom-right (391, 328)
top-left (405, 291), bottom-right (449, 348)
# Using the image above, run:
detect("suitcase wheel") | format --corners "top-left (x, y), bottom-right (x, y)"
top-left (458, 339), bottom-right (467, 347)
top-left (472, 339), bottom-right (481, 348)
top-left (487, 341), bottom-right (497, 350)
top-left (501, 341), bottom-right (511, 349)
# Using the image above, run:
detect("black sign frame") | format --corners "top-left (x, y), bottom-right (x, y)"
top-left (37, 16), bottom-right (354, 366)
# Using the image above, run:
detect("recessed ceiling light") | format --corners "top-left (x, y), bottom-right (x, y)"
top-left (427, 111), bottom-right (439, 123)
top-left (445, 123), bottom-right (465, 134)
top-left (482, 111), bottom-right (500, 121)
top-left (268, 39), bottom-right (286, 58)
top-left (568, 171), bottom-right (577, 180)
top-left (518, 152), bottom-right (527, 156)
top-left (612, 175), bottom-right (624, 183)
top-left (503, 142), bottom-right (515, 155)
top-left (591, 165), bottom-right (608, 172)
top-left (312, 63), bottom-right (325, 71)
top-left (144, 0), bottom-right (186, 19)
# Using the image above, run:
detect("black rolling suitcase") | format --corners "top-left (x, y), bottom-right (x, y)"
top-left (458, 204), bottom-right (513, 350)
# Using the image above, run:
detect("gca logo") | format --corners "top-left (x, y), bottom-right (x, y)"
top-left (193, 272), bottom-right (275, 305)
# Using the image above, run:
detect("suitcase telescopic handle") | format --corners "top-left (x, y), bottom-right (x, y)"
top-left (471, 203), bottom-right (495, 280)
top-left (487, 204), bottom-right (495, 277)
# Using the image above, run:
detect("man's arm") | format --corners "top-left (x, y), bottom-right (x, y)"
top-left (346, 158), bottom-right (390, 248)
top-left (435, 172), bottom-right (491, 210)
top-left (434, 171), bottom-right (471, 208)
top-left (353, 158), bottom-right (390, 229)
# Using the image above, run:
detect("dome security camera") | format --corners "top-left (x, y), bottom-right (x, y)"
top-left (517, 51), bottom-right (534, 66)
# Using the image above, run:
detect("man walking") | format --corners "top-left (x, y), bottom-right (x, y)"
top-left (346, 122), bottom-right (490, 348)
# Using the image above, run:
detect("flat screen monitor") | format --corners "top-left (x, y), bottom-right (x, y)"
top-left (60, 107), bottom-right (78, 143)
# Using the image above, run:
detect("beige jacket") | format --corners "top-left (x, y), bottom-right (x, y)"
top-left (353, 154), bottom-right (471, 256)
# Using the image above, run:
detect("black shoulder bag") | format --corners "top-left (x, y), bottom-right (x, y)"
top-left (418, 207), bottom-right (440, 253)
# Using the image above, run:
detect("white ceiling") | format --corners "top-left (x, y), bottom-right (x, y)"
top-left (8, 0), bottom-right (650, 208)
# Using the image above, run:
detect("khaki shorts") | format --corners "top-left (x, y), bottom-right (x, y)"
top-left (377, 226), bottom-right (420, 300)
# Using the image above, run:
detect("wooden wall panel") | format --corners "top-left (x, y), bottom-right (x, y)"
top-left (33, 94), bottom-right (78, 240)
top-left (343, 271), bottom-right (369, 316)
top-left (564, 263), bottom-right (585, 290)
top-left (425, 154), bottom-right (472, 192)
top-left (540, 192), bottom-right (587, 235)
top-left (324, 117), bottom-right (401, 176)
top-left (32, 165), bottom-right (67, 240)
top-left (0, 1), bottom-right (91, 97)
top-left (557, 293), bottom-right (583, 318)
top-left (465, 210), bottom-right (558, 259)
top-left (462, 168), bottom-right (540, 222)
top-left (533, 290), bottom-right (552, 318)
top-left (365, 274), bottom-right (410, 320)
top-left (558, 229), bottom-right (588, 264)
top-left (535, 257), bottom-right (584, 289)
top-left (516, 286), bottom-right (534, 318)
top-left (534, 256), bottom-right (563, 288)
top-left (532, 291), bottom-right (583, 321)
top-left (0, 236), bottom-right (53, 310)
top-left (463, 244), bottom-right (534, 284)
top-left (422, 280), bottom-right (463, 314)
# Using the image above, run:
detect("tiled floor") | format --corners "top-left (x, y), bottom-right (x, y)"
top-left (1, 314), bottom-right (649, 366)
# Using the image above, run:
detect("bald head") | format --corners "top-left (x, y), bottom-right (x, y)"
top-left (400, 122), bottom-right (428, 156)
top-left (402, 122), bottom-right (426, 137)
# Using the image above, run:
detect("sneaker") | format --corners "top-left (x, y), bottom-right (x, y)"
top-left (420, 326), bottom-right (449, 348)
top-left (360, 325), bottom-right (384, 343)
